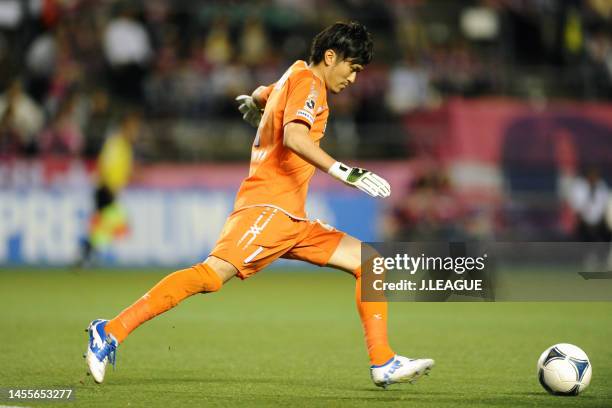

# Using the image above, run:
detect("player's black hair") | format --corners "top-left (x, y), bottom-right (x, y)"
top-left (309, 21), bottom-right (373, 66)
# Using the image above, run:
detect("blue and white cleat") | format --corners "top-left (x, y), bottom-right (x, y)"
top-left (370, 355), bottom-right (434, 389)
top-left (85, 319), bottom-right (118, 383)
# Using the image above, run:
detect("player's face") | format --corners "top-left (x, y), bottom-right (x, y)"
top-left (329, 58), bottom-right (363, 94)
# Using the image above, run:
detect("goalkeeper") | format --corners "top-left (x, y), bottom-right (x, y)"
top-left (85, 21), bottom-right (434, 388)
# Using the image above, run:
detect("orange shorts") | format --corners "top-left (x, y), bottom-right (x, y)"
top-left (210, 206), bottom-right (345, 279)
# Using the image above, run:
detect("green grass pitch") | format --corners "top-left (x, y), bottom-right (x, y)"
top-left (1, 268), bottom-right (611, 407)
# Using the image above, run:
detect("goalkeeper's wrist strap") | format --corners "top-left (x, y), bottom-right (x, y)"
top-left (328, 161), bottom-right (351, 181)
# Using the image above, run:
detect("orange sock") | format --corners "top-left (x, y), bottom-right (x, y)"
top-left (105, 263), bottom-right (222, 343)
top-left (354, 267), bottom-right (395, 366)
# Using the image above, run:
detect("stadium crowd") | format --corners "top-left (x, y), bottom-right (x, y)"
top-left (1, 0), bottom-right (612, 162)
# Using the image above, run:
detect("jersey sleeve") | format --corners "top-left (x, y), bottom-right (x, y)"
top-left (283, 73), bottom-right (322, 129)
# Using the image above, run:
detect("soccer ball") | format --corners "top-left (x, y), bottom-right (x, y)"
top-left (537, 343), bottom-right (592, 396)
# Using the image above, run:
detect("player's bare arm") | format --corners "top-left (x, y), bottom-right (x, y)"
top-left (283, 122), bottom-right (336, 171)
top-left (283, 121), bottom-right (391, 198)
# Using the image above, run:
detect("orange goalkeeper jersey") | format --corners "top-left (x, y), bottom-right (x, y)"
top-left (233, 60), bottom-right (329, 219)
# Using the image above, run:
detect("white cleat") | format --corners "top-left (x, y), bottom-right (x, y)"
top-left (85, 319), bottom-right (118, 384)
top-left (370, 355), bottom-right (435, 389)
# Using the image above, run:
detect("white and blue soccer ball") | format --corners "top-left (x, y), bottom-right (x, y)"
top-left (537, 343), bottom-right (592, 396)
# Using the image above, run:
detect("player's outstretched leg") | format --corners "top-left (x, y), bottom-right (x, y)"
top-left (85, 258), bottom-right (233, 383)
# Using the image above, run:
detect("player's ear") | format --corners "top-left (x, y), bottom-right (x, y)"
top-left (323, 49), bottom-right (337, 66)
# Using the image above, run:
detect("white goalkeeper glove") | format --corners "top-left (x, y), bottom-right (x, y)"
top-left (236, 95), bottom-right (263, 128)
top-left (328, 161), bottom-right (391, 198)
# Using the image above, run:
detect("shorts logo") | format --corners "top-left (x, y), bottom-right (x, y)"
top-left (237, 208), bottom-right (278, 249)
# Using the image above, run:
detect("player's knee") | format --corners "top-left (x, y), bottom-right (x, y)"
top-left (192, 263), bottom-right (224, 292)
top-left (204, 256), bottom-right (238, 282)
top-left (352, 249), bottom-right (382, 279)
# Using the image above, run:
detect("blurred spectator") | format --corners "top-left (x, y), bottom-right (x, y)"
top-left (328, 89), bottom-right (359, 158)
top-left (172, 60), bottom-right (209, 116)
top-left (239, 17), bottom-right (270, 66)
top-left (103, 4), bottom-right (152, 102)
top-left (0, 79), bottom-right (44, 154)
top-left (387, 169), bottom-right (466, 241)
top-left (209, 62), bottom-right (251, 101)
top-left (385, 55), bottom-right (433, 113)
top-left (26, 30), bottom-right (57, 103)
top-left (45, 25), bottom-right (85, 116)
top-left (0, 102), bottom-right (23, 159)
top-left (584, 28), bottom-right (612, 98)
top-left (204, 17), bottom-right (233, 65)
top-left (39, 91), bottom-right (84, 157)
top-left (568, 168), bottom-right (611, 242)
top-left (143, 33), bottom-right (180, 116)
